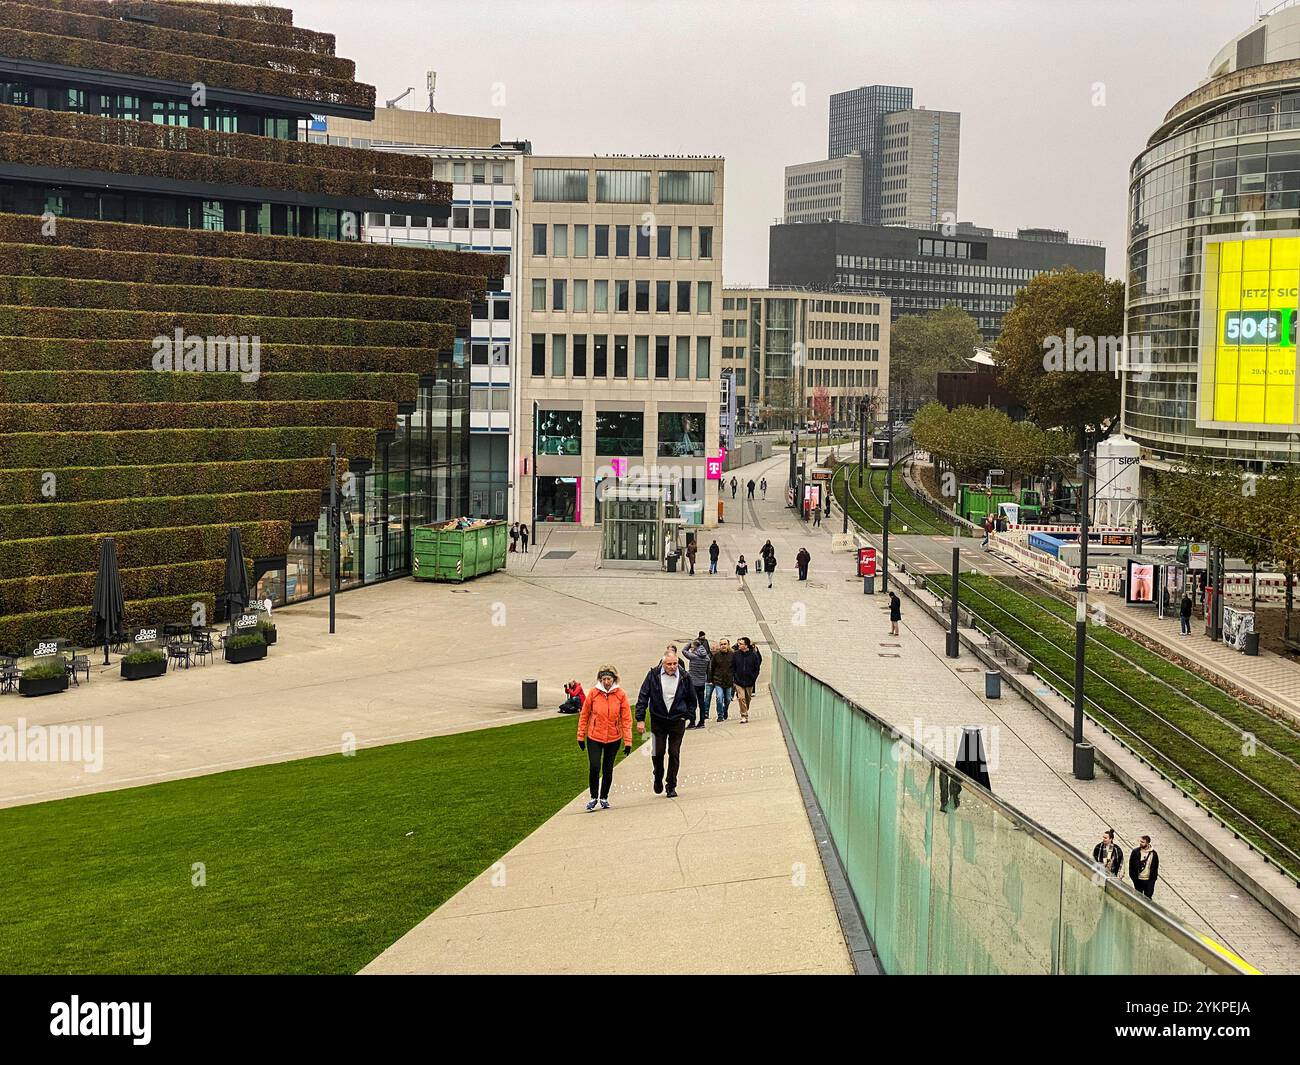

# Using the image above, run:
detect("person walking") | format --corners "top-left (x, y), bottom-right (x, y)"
top-left (760, 541), bottom-right (777, 588)
top-left (812, 503), bottom-right (822, 528)
top-left (1129, 836), bottom-right (1160, 898)
top-left (730, 475), bottom-right (738, 500)
top-left (746, 479), bottom-right (755, 500)
top-left (708, 539), bottom-right (720, 574)
top-left (981, 515), bottom-right (991, 549)
top-left (1179, 592), bottom-right (1193, 636)
top-left (889, 590), bottom-right (901, 636)
top-left (509, 522), bottom-right (519, 553)
top-left (735, 554), bottom-right (748, 591)
top-left (519, 523), bottom-right (530, 553)
top-left (710, 638), bottom-right (736, 722)
top-left (732, 637), bottom-right (762, 724)
top-left (680, 636), bottom-right (711, 729)
top-left (685, 539), bottom-right (697, 576)
top-left (1092, 829), bottom-right (1123, 878)
top-left (760, 476), bottom-right (768, 500)
top-left (635, 652), bottom-right (698, 798)
top-left (577, 666), bottom-right (632, 811)
top-left (796, 546), bottom-right (811, 581)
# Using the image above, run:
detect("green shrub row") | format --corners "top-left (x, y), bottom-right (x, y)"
top-left (0, 26), bottom-right (373, 110)
top-left (55, 1), bottom-right (335, 53)
top-left (160, 1), bottom-right (294, 27)
top-left (0, 338), bottom-right (441, 374)
top-left (0, 519), bottom-right (289, 579)
top-left (0, 243), bottom-right (483, 300)
top-left (0, 131), bottom-right (435, 204)
top-left (0, 457), bottom-right (335, 504)
top-left (0, 427), bottom-right (378, 468)
top-left (0, 593), bottom-right (217, 656)
top-left (0, 372), bottom-right (422, 406)
top-left (0, 488), bottom-right (321, 540)
top-left (0, 400), bottom-right (395, 433)
top-left (0, 558), bottom-right (231, 616)
top-left (0, 214), bottom-right (497, 275)
top-left (0, 4), bottom-right (356, 81)
top-left (0, 100), bottom-right (435, 184)
top-left (0, 305), bottom-right (445, 347)
top-left (0, 274), bottom-right (463, 323)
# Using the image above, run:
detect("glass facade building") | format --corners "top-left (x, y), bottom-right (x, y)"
top-left (1126, 80), bottom-right (1300, 466)
top-left (827, 84), bottom-right (913, 225)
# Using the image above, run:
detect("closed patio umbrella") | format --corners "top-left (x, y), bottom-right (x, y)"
top-left (222, 527), bottom-right (251, 623)
top-left (91, 537), bottom-right (125, 665)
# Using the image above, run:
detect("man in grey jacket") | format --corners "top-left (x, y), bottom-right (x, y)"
top-left (680, 634), bottom-right (712, 729)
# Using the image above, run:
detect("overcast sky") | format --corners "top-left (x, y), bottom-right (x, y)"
top-left (288, 0), bottom-right (1258, 282)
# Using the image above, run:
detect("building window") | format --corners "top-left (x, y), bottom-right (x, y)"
top-left (677, 281), bottom-right (691, 313)
top-left (658, 412), bottom-right (705, 456)
top-left (473, 162), bottom-right (486, 184)
top-left (574, 224), bottom-right (588, 257)
top-left (655, 336), bottom-right (670, 379)
top-left (595, 225), bottom-right (609, 257)
top-left (636, 226), bottom-right (651, 257)
top-left (533, 168), bottom-right (589, 202)
top-left (553, 279), bottom-right (566, 311)
top-left (656, 281), bottom-right (671, 313)
top-left (553, 224), bottom-right (568, 256)
top-left (473, 207), bottom-right (490, 228)
top-left (594, 279), bottom-right (609, 312)
top-left (594, 334), bottom-right (609, 377)
top-left (676, 336), bottom-right (690, 378)
top-left (699, 226), bottom-right (714, 258)
top-left (615, 225), bottom-right (630, 257)
top-left (492, 163), bottom-right (505, 184)
top-left (635, 335), bottom-right (649, 379)
top-left (657, 225), bottom-right (671, 258)
top-left (453, 161), bottom-right (467, 183)
top-left (697, 336), bottom-right (711, 378)
top-left (573, 335), bottom-right (588, 377)
top-left (697, 281), bottom-right (712, 313)
top-left (596, 169), bottom-right (651, 202)
top-left (531, 278), bottom-right (546, 311)
top-left (574, 279), bottom-right (588, 312)
top-left (596, 410), bottom-right (644, 455)
top-left (659, 170), bottom-right (714, 204)
top-left (451, 207), bottom-right (469, 228)
top-left (493, 207), bottom-right (510, 229)
top-left (635, 280), bottom-right (650, 312)
top-left (492, 298), bottom-right (510, 321)
top-left (532, 224), bottom-right (547, 255)
top-left (531, 334), bottom-right (546, 376)
top-left (536, 477), bottom-right (578, 522)
top-left (616, 280), bottom-right (630, 312)
top-left (614, 335), bottom-right (629, 378)
top-left (551, 334), bottom-right (566, 377)
top-left (677, 226), bottom-right (691, 258)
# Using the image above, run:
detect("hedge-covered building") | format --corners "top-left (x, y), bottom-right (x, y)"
top-left (0, 1), bottom-right (505, 653)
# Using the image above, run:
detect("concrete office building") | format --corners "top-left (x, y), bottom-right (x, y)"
top-left (1124, 2), bottom-right (1300, 470)
top-left (770, 221), bottom-right (1105, 342)
top-left (880, 108), bottom-right (960, 228)
top-left (723, 288), bottom-right (889, 429)
top-left (783, 153), bottom-right (866, 223)
top-left (316, 106), bottom-right (527, 519)
top-left (519, 156), bottom-right (724, 529)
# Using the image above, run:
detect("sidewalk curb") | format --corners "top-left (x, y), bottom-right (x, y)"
top-left (895, 575), bottom-right (1300, 939)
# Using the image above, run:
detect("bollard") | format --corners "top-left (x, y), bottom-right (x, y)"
top-left (522, 677), bottom-right (538, 710)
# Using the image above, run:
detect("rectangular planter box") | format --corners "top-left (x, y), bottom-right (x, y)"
top-left (260, 627), bottom-right (277, 646)
top-left (225, 643), bottom-right (267, 664)
top-left (19, 674), bottom-right (69, 697)
top-left (121, 657), bottom-right (167, 681)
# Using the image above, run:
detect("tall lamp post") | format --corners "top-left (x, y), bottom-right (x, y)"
top-left (328, 442), bottom-right (338, 635)
top-left (531, 400), bottom-right (539, 545)
top-left (881, 408), bottom-right (895, 593)
top-left (1072, 432), bottom-right (1094, 780)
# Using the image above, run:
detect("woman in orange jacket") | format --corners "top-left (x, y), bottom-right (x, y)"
top-left (577, 665), bottom-right (633, 811)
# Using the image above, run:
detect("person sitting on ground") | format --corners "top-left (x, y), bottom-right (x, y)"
top-left (558, 679), bottom-right (585, 715)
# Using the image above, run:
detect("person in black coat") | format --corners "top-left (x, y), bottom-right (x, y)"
top-left (759, 540), bottom-right (776, 588)
top-left (732, 637), bottom-right (763, 724)
top-left (1092, 829), bottom-right (1122, 878)
top-left (1129, 836), bottom-right (1159, 898)
top-left (635, 651), bottom-right (699, 798)
top-left (889, 591), bottom-right (901, 636)
top-left (1179, 593), bottom-right (1193, 636)
top-left (708, 540), bottom-right (720, 574)
top-left (796, 547), bottom-right (811, 580)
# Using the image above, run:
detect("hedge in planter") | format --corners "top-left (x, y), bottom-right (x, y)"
top-left (0, 593), bottom-right (217, 657)
top-left (0, 521), bottom-right (289, 580)
top-left (120, 648), bottom-right (167, 681)
top-left (17, 657), bottom-right (69, 697)
top-left (0, 400), bottom-right (396, 433)
top-left (0, 559), bottom-right (233, 617)
top-left (0, 427), bottom-right (378, 469)
top-left (44, 1), bottom-right (336, 54)
top-left (0, 215), bottom-right (505, 278)
top-left (224, 632), bottom-right (267, 663)
top-left (0, 371), bottom-right (422, 406)
top-left (0, 457), bottom-right (335, 505)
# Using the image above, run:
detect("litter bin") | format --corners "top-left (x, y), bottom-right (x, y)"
top-left (984, 670), bottom-right (1001, 699)
top-left (1073, 741), bottom-right (1095, 780)
top-left (1244, 631), bottom-right (1260, 656)
top-left (522, 678), bottom-right (538, 710)
top-left (666, 552), bottom-right (679, 573)
top-left (862, 575), bottom-right (875, 595)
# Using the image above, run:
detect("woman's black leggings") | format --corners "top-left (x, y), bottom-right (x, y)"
top-left (587, 739), bottom-right (621, 799)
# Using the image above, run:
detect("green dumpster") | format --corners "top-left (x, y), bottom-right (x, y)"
top-left (411, 519), bottom-right (508, 582)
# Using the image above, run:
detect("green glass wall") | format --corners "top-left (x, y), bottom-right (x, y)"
top-left (770, 653), bottom-right (1249, 975)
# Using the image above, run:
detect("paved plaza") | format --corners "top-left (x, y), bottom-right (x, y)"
top-left (5, 449), bottom-right (1300, 973)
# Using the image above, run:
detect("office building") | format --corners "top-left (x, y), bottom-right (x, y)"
top-left (312, 106), bottom-right (528, 520)
top-left (723, 288), bottom-right (889, 428)
top-left (519, 156), bottom-right (723, 528)
top-left (784, 153), bottom-right (865, 224)
top-left (770, 221), bottom-right (1105, 342)
top-left (0, 1), bottom-right (501, 653)
top-left (1125, 3), bottom-right (1300, 469)
top-left (880, 108), bottom-right (960, 228)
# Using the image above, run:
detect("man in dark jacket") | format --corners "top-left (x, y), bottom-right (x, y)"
top-left (1129, 836), bottom-right (1159, 898)
top-left (680, 637), bottom-right (712, 729)
top-left (709, 638), bottom-right (736, 721)
top-left (796, 547), bottom-right (811, 581)
top-left (1092, 829), bottom-right (1122, 878)
top-left (732, 637), bottom-right (762, 724)
top-left (889, 591), bottom-right (901, 636)
top-left (635, 652), bottom-right (699, 798)
top-left (1179, 593), bottom-right (1193, 636)
top-left (708, 540), bottom-right (720, 574)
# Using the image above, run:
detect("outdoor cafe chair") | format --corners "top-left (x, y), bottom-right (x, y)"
top-left (66, 651), bottom-right (90, 687)
top-left (166, 640), bottom-right (191, 671)
top-left (191, 632), bottom-right (213, 667)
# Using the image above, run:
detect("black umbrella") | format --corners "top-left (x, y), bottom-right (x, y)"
top-left (222, 527), bottom-right (251, 624)
top-left (92, 537), bottom-right (125, 665)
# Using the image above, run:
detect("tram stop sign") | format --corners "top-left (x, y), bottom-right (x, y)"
top-left (857, 546), bottom-right (877, 577)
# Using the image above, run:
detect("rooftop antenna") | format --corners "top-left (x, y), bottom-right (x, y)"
top-left (385, 86), bottom-right (414, 109)
top-left (427, 71), bottom-right (438, 112)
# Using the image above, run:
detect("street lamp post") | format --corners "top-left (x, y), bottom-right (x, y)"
top-left (881, 409), bottom-right (895, 593)
top-left (1072, 433), bottom-right (1094, 780)
top-left (328, 442), bottom-right (338, 635)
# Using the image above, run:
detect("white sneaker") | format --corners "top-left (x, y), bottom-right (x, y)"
top-left (585, 798), bottom-right (599, 812)
top-left (600, 798), bottom-right (611, 810)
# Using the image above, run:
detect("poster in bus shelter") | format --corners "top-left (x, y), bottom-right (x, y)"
top-left (1126, 560), bottom-right (1155, 604)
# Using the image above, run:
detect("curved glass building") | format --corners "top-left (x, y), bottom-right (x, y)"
top-left (1125, 4), bottom-right (1300, 471)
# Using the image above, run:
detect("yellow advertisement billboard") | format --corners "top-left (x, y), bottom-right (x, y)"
top-left (1198, 234), bottom-right (1300, 429)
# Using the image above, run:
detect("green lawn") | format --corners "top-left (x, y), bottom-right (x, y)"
top-left (833, 463), bottom-right (955, 535)
top-left (0, 716), bottom-right (598, 974)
